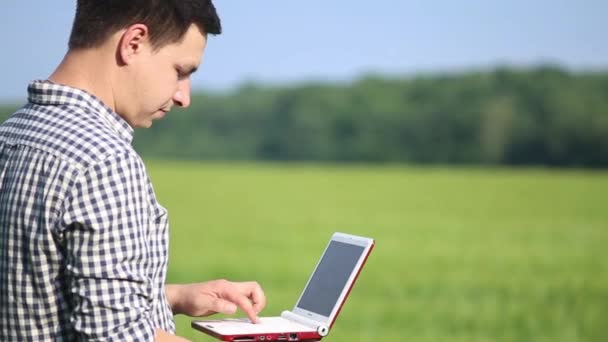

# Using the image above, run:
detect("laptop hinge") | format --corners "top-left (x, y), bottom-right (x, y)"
top-left (280, 311), bottom-right (329, 336)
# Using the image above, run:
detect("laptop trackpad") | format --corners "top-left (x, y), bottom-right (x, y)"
top-left (195, 317), bottom-right (316, 335)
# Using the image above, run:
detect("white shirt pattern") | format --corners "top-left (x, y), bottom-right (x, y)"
top-left (0, 80), bottom-right (175, 341)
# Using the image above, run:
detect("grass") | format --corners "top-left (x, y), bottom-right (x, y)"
top-left (146, 161), bottom-right (608, 342)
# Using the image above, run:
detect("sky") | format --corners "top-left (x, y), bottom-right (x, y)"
top-left (0, 0), bottom-right (607, 102)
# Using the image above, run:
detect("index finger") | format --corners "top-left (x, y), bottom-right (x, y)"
top-left (229, 292), bottom-right (259, 323)
top-left (246, 281), bottom-right (266, 314)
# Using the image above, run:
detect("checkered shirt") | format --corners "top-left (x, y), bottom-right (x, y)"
top-left (0, 81), bottom-right (175, 341)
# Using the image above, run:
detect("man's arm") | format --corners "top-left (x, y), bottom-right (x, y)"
top-left (62, 153), bottom-right (161, 340)
top-left (156, 329), bottom-right (191, 342)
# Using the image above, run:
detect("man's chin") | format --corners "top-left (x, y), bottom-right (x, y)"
top-left (141, 112), bottom-right (167, 128)
top-left (134, 118), bottom-right (154, 129)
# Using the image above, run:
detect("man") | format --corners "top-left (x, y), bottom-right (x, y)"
top-left (0, 1), bottom-right (265, 341)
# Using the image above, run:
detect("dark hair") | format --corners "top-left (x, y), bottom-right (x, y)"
top-left (68, 0), bottom-right (222, 50)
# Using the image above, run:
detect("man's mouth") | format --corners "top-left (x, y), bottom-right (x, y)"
top-left (155, 109), bottom-right (169, 119)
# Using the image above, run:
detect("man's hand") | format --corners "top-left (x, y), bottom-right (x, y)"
top-left (166, 280), bottom-right (266, 323)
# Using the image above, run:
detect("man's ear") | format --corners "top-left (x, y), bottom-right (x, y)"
top-left (117, 24), bottom-right (149, 65)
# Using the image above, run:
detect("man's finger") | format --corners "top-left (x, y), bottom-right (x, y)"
top-left (238, 297), bottom-right (260, 324)
top-left (246, 281), bottom-right (266, 314)
top-left (210, 298), bottom-right (237, 315)
top-left (227, 292), bottom-right (260, 323)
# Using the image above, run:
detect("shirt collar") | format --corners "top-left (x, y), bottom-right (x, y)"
top-left (27, 80), bottom-right (134, 144)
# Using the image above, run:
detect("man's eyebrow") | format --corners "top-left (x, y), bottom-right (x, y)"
top-left (177, 64), bottom-right (198, 76)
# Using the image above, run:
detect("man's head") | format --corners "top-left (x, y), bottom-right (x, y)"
top-left (69, 0), bottom-right (221, 51)
top-left (66, 0), bottom-right (221, 128)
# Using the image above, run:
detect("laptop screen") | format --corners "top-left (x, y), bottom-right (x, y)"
top-left (296, 240), bottom-right (366, 317)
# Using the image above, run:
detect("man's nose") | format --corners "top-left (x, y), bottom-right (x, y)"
top-left (173, 79), bottom-right (191, 108)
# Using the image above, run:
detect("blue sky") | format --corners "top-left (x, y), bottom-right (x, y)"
top-left (1, 0), bottom-right (606, 102)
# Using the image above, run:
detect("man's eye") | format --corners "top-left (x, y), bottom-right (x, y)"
top-left (176, 69), bottom-right (188, 80)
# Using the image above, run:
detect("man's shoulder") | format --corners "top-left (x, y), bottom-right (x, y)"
top-left (0, 102), bottom-right (139, 170)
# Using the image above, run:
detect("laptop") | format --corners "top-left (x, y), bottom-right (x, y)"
top-left (192, 232), bottom-right (375, 341)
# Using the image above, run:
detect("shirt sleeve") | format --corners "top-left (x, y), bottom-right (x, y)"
top-left (61, 152), bottom-right (157, 341)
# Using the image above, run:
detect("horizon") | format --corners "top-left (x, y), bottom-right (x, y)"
top-left (0, 63), bottom-right (605, 105)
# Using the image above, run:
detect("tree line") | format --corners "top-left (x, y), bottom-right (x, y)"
top-left (2, 65), bottom-right (607, 167)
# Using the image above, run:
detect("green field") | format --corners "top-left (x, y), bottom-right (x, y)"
top-left (147, 162), bottom-right (608, 342)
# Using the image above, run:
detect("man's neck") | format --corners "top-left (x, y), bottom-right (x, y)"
top-left (49, 48), bottom-right (116, 111)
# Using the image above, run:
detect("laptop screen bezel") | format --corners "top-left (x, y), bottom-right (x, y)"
top-left (291, 232), bottom-right (374, 327)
